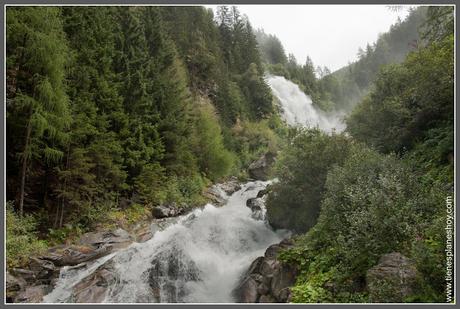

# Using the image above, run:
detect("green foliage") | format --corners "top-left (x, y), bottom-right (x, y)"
top-left (266, 128), bottom-right (351, 233)
top-left (193, 102), bottom-right (235, 182)
top-left (347, 33), bottom-right (454, 160)
top-left (280, 143), bottom-right (447, 303)
top-left (6, 202), bottom-right (48, 268)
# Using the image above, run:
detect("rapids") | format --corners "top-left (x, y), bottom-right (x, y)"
top-left (43, 181), bottom-right (289, 303)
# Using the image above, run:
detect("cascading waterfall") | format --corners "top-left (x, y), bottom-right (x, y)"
top-left (43, 181), bottom-right (289, 303)
top-left (267, 75), bottom-right (346, 133)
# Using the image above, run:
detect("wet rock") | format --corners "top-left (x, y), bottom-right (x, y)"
top-left (366, 252), bottom-right (418, 302)
top-left (152, 205), bottom-right (173, 218)
top-left (271, 264), bottom-right (297, 301)
top-left (6, 272), bottom-right (26, 302)
top-left (257, 282), bottom-right (270, 295)
top-left (79, 228), bottom-right (132, 250)
top-left (256, 188), bottom-right (270, 198)
top-left (72, 261), bottom-right (117, 303)
top-left (147, 247), bottom-right (200, 302)
top-left (219, 177), bottom-right (241, 195)
top-left (10, 268), bottom-right (37, 284)
top-left (14, 285), bottom-right (49, 303)
top-left (265, 239), bottom-right (293, 259)
top-left (248, 152), bottom-right (277, 181)
top-left (246, 198), bottom-right (264, 212)
top-left (233, 276), bottom-right (259, 303)
top-left (135, 227), bottom-right (154, 243)
top-left (42, 245), bottom-right (113, 267)
top-left (29, 257), bottom-right (58, 283)
top-left (203, 185), bottom-right (227, 206)
top-left (259, 294), bottom-right (276, 303)
top-left (234, 238), bottom-right (296, 303)
top-left (247, 256), bottom-right (264, 275)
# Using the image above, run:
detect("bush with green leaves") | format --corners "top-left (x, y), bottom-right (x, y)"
top-left (266, 128), bottom-right (352, 233)
top-left (6, 202), bottom-right (48, 268)
top-left (279, 144), bottom-right (447, 303)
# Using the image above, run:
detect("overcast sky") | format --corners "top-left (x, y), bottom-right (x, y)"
top-left (206, 5), bottom-right (414, 72)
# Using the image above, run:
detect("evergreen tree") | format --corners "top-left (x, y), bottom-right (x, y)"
top-left (6, 7), bottom-right (70, 216)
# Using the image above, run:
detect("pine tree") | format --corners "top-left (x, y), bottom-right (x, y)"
top-left (7, 7), bottom-right (70, 216)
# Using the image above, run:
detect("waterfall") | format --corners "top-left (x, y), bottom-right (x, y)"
top-left (267, 75), bottom-right (346, 133)
top-left (43, 181), bottom-right (289, 303)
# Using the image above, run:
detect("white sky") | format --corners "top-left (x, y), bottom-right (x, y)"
top-left (206, 5), bottom-right (414, 72)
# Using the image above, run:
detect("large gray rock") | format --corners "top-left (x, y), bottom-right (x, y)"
top-left (79, 228), bottom-right (133, 250)
top-left (366, 252), bottom-right (418, 302)
top-left (203, 185), bottom-right (227, 206)
top-left (271, 263), bottom-right (297, 301)
top-left (71, 261), bottom-right (117, 303)
top-left (246, 198), bottom-right (264, 212)
top-left (28, 257), bottom-right (58, 284)
top-left (248, 152), bottom-right (277, 181)
top-left (41, 245), bottom-right (113, 267)
top-left (233, 238), bottom-right (296, 303)
top-left (9, 268), bottom-right (37, 284)
top-left (219, 177), bottom-right (242, 195)
top-left (6, 272), bottom-right (26, 302)
top-left (233, 276), bottom-right (259, 303)
top-left (14, 285), bottom-right (49, 303)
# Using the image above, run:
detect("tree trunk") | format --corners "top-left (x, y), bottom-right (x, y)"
top-left (19, 114), bottom-right (32, 217)
top-left (58, 145), bottom-right (71, 228)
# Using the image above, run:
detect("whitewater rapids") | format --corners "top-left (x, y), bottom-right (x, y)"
top-left (43, 181), bottom-right (289, 303)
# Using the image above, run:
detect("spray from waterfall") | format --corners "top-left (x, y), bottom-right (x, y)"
top-left (267, 75), bottom-right (346, 133)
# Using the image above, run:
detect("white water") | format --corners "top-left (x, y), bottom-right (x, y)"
top-left (267, 75), bottom-right (345, 133)
top-left (43, 181), bottom-right (289, 303)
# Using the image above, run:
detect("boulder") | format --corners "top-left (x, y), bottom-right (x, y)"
top-left (233, 276), bottom-right (259, 303)
top-left (246, 198), bottom-right (264, 212)
top-left (28, 257), bottom-right (58, 283)
top-left (366, 252), bottom-right (418, 302)
top-left (256, 188), bottom-right (270, 198)
top-left (248, 152), bottom-right (277, 181)
top-left (79, 228), bottom-right (132, 250)
top-left (203, 185), bottom-right (227, 207)
top-left (72, 261), bottom-right (117, 303)
top-left (271, 263), bottom-right (297, 301)
top-left (42, 245), bottom-right (113, 267)
top-left (219, 177), bottom-right (241, 195)
top-left (10, 268), bottom-right (37, 284)
top-left (6, 272), bottom-right (26, 302)
top-left (14, 285), bottom-right (49, 303)
top-left (259, 294), bottom-right (276, 303)
top-left (233, 238), bottom-right (296, 303)
top-left (148, 248), bottom-right (200, 302)
top-left (152, 205), bottom-right (173, 218)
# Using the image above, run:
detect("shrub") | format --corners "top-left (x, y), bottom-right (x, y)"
top-left (6, 202), bottom-right (48, 268)
top-left (281, 144), bottom-right (447, 302)
top-left (266, 128), bottom-right (352, 233)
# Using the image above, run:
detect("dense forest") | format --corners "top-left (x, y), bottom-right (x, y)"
top-left (5, 5), bottom-right (455, 304)
top-left (6, 5), bottom-right (284, 266)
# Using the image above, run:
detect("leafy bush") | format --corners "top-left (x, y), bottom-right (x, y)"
top-left (6, 202), bottom-right (48, 268)
top-left (280, 144), bottom-right (447, 302)
top-left (193, 102), bottom-right (235, 182)
top-left (266, 128), bottom-right (352, 233)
